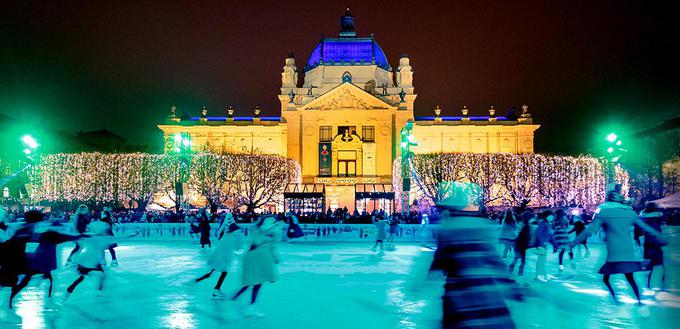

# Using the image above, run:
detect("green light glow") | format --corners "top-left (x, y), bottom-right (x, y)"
top-left (21, 135), bottom-right (38, 149)
top-left (607, 147), bottom-right (614, 153)
top-left (606, 133), bottom-right (618, 142)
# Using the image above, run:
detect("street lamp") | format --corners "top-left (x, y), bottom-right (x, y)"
top-left (400, 122), bottom-right (417, 216)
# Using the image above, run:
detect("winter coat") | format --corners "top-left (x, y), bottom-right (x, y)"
top-left (531, 220), bottom-right (556, 249)
top-left (208, 230), bottom-right (243, 272)
top-left (430, 214), bottom-right (516, 329)
top-left (552, 220), bottom-right (571, 249)
top-left (498, 222), bottom-right (517, 242)
top-left (514, 223), bottom-right (531, 252)
top-left (374, 220), bottom-right (387, 240)
top-left (568, 221), bottom-right (586, 235)
top-left (573, 202), bottom-right (664, 263)
top-left (241, 225), bottom-right (279, 286)
top-left (640, 211), bottom-right (664, 246)
top-left (199, 216), bottom-right (211, 244)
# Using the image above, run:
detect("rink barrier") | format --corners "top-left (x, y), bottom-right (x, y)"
top-left (109, 223), bottom-right (435, 242)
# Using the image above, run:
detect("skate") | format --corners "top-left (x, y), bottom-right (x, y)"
top-left (534, 275), bottom-right (548, 282)
top-left (370, 246), bottom-right (376, 252)
top-left (245, 304), bottom-right (264, 317)
top-left (211, 289), bottom-right (226, 299)
top-left (559, 265), bottom-right (564, 271)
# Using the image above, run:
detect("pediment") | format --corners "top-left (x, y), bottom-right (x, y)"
top-left (299, 82), bottom-right (395, 111)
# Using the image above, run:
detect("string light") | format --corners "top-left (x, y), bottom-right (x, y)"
top-left (393, 153), bottom-right (630, 209)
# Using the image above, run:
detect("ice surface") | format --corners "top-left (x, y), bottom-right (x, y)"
top-left (1, 231), bottom-right (679, 328)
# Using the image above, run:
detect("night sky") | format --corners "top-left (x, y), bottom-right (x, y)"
top-left (2, 1), bottom-right (678, 154)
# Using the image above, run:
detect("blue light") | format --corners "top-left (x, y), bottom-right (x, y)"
top-left (305, 38), bottom-right (390, 71)
top-left (188, 116), bottom-right (281, 122)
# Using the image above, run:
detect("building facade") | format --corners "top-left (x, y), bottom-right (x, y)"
top-left (158, 9), bottom-right (539, 212)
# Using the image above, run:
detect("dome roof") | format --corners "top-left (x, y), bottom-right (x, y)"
top-left (304, 8), bottom-right (391, 72)
top-left (304, 37), bottom-right (391, 72)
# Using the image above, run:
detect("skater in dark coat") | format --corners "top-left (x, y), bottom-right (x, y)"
top-left (7, 210), bottom-right (79, 308)
top-left (198, 208), bottom-right (212, 249)
top-left (639, 202), bottom-right (666, 289)
top-left (286, 213), bottom-right (304, 240)
top-left (428, 182), bottom-right (517, 329)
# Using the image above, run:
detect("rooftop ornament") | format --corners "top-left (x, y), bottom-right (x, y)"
top-left (226, 106), bottom-right (235, 119)
top-left (462, 105), bottom-right (470, 122)
top-left (434, 106), bottom-right (443, 124)
top-left (169, 105), bottom-right (180, 122)
top-left (200, 106), bottom-right (208, 122)
top-left (288, 90), bottom-right (296, 103)
top-left (488, 105), bottom-right (497, 122)
top-left (518, 104), bottom-right (533, 124)
top-left (399, 89), bottom-right (406, 103)
top-left (254, 106), bottom-right (261, 118)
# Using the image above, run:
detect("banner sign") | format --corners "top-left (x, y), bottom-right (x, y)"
top-left (319, 143), bottom-right (332, 176)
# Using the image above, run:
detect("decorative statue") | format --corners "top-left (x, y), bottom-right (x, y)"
top-left (201, 106), bottom-right (208, 118)
top-left (281, 54), bottom-right (298, 88)
top-left (227, 106), bottom-right (234, 117)
top-left (521, 104), bottom-right (531, 117)
top-left (169, 105), bottom-right (177, 118)
top-left (254, 106), bottom-right (261, 117)
top-left (488, 105), bottom-right (495, 117)
top-left (399, 89), bottom-right (406, 103)
top-left (396, 55), bottom-right (413, 87)
top-left (462, 105), bottom-right (469, 116)
top-left (434, 106), bottom-right (442, 117)
top-left (288, 90), bottom-right (295, 103)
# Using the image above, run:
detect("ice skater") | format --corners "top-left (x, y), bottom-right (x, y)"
top-left (370, 215), bottom-right (387, 254)
top-left (5, 210), bottom-right (79, 308)
top-left (231, 215), bottom-right (281, 317)
top-left (426, 182), bottom-right (517, 329)
top-left (387, 216), bottom-right (400, 244)
top-left (195, 216), bottom-right (243, 299)
top-left (508, 211), bottom-right (534, 278)
top-left (285, 213), bottom-right (304, 241)
top-left (553, 209), bottom-right (573, 271)
top-left (532, 210), bottom-right (556, 281)
top-left (419, 213), bottom-right (430, 246)
top-left (100, 209), bottom-right (118, 266)
top-left (639, 202), bottom-right (666, 289)
top-left (571, 189), bottom-right (667, 304)
top-left (66, 204), bottom-right (91, 266)
top-left (568, 216), bottom-right (590, 257)
top-left (61, 220), bottom-right (117, 303)
top-left (198, 208), bottom-right (211, 249)
top-left (498, 210), bottom-right (517, 259)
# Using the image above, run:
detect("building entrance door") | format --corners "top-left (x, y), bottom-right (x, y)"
top-left (338, 160), bottom-right (356, 177)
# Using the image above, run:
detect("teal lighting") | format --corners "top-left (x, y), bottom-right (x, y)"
top-left (606, 133), bottom-right (618, 142)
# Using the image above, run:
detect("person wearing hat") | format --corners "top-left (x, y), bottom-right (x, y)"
top-left (231, 215), bottom-right (282, 317)
top-left (195, 214), bottom-right (244, 299)
top-left (428, 182), bottom-right (517, 329)
top-left (571, 189), bottom-right (667, 304)
top-left (639, 202), bottom-right (666, 289)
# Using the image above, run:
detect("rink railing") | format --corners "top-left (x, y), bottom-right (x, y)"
top-left (110, 223), bottom-right (435, 242)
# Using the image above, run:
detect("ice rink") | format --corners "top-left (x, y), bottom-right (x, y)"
top-left (1, 233), bottom-right (679, 329)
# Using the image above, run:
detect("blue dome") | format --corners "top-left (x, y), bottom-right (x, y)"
top-left (304, 37), bottom-right (391, 72)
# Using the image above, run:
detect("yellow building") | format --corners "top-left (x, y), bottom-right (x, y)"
top-left (158, 9), bottom-right (539, 212)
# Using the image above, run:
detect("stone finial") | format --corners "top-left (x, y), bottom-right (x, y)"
top-left (518, 104), bottom-right (533, 124)
top-left (200, 106), bottom-right (208, 122)
top-left (254, 106), bottom-right (261, 117)
top-left (488, 105), bottom-right (495, 117)
top-left (288, 90), bottom-right (295, 103)
top-left (434, 106), bottom-right (441, 117)
top-left (399, 89), bottom-right (406, 103)
top-left (521, 104), bottom-right (531, 117)
top-left (227, 106), bottom-right (235, 117)
top-left (461, 105), bottom-right (469, 116)
top-left (169, 105), bottom-right (180, 122)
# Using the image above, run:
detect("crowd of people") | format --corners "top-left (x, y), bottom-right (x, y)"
top-left (0, 183), bottom-right (672, 327)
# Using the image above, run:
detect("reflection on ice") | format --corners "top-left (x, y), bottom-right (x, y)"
top-left (161, 295), bottom-right (195, 329)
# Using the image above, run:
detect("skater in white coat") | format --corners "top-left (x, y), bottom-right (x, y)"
top-left (195, 214), bottom-right (243, 298)
top-left (231, 215), bottom-right (281, 317)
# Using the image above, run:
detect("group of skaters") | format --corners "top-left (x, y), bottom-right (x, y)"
top-left (498, 187), bottom-right (668, 304)
top-left (0, 205), bottom-right (121, 309)
top-left (0, 182), bottom-right (672, 327)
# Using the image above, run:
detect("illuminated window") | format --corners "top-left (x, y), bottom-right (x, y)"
top-left (2, 187), bottom-right (9, 198)
top-left (362, 126), bottom-right (375, 142)
top-left (319, 126), bottom-right (333, 142)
